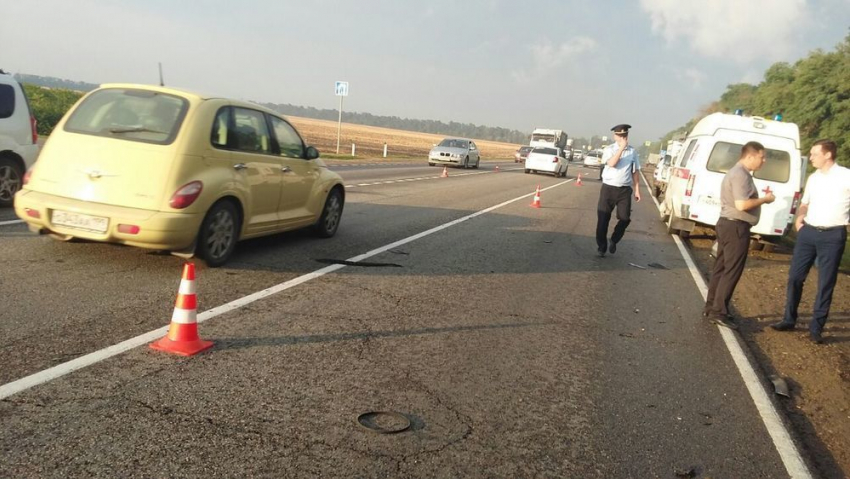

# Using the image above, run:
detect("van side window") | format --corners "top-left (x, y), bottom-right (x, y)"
top-left (0, 84), bottom-right (14, 118)
top-left (706, 141), bottom-right (791, 183)
top-left (678, 140), bottom-right (697, 168)
top-left (231, 108), bottom-right (272, 154)
top-left (211, 107), bottom-right (231, 148)
top-left (269, 116), bottom-right (306, 159)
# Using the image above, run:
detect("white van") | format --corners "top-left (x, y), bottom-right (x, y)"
top-left (0, 70), bottom-right (39, 207)
top-left (661, 113), bottom-right (803, 244)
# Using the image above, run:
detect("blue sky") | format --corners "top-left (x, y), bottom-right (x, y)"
top-left (2, 0), bottom-right (848, 142)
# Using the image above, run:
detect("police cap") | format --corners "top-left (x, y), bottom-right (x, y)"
top-left (611, 124), bottom-right (632, 135)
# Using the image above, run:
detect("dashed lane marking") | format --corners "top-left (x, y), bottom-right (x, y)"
top-left (0, 219), bottom-right (23, 226)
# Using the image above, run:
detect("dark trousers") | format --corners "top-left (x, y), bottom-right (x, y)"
top-left (704, 218), bottom-right (751, 317)
top-left (596, 184), bottom-right (632, 252)
top-left (783, 224), bottom-right (847, 333)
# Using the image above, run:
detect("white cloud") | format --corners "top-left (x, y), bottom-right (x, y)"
top-left (640, 0), bottom-right (809, 63)
top-left (512, 37), bottom-right (597, 83)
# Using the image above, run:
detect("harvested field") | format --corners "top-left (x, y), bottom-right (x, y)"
top-left (288, 116), bottom-right (522, 160)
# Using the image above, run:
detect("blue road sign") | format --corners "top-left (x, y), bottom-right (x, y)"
top-left (335, 81), bottom-right (349, 96)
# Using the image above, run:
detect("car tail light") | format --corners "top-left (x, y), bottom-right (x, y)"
top-left (118, 224), bottom-right (141, 234)
top-left (685, 174), bottom-right (696, 197)
top-left (789, 192), bottom-right (801, 215)
top-left (169, 181), bottom-right (203, 209)
top-left (23, 168), bottom-right (32, 185)
top-left (30, 115), bottom-right (38, 144)
top-left (25, 208), bottom-right (40, 219)
top-left (552, 157), bottom-right (558, 163)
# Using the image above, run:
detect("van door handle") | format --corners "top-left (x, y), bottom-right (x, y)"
top-left (233, 163), bottom-right (247, 171)
top-left (281, 166), bottom-right (292, 173)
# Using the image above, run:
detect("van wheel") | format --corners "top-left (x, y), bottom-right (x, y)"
top-left (197, 201), bottom-right (239, 267)
top-left (314, 188), bottom-right (344, 238)
top-left (0, 157), bottom-right (24, 208)
top-left (750, 239), bottom-right (765, 251)
top-left (524, 169), bottom-right (530, 174)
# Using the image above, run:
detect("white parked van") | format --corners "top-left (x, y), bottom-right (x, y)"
top-left (662, 113), bottom-right (803, 243)
top-left (0, 70), bottom-right (39, 207)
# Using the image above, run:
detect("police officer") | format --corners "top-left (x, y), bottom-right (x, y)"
top-left (703, 141), bottom-right (775, 329)
top-left (772, 139), bottom-right (850, 343)
top-left (596, 124), bottom-right (641, 257)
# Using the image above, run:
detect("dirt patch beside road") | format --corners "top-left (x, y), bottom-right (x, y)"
top-left (648, 167), bottom-right (849, 478)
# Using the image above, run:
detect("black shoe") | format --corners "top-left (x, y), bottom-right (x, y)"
top-left (596, 249), bottom-right (606, 258)
top-left (770, 321), bottom-right (795, 332)
top-left (708, 314), bottom-right (738, 330)
top-left (810, 331), bottom-right (824, 344)
top-left (609, 240), bottom-right (617, 254)
top-left (703, 311), bottom-right (734, 321)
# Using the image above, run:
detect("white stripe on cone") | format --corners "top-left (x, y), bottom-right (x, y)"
top-left (171, 307), bottom-right (197, 324)
top-left (178, 280), bottom-right (196, 295)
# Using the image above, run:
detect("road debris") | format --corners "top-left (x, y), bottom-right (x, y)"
top-left (770, 375), bottom-right (791, 398)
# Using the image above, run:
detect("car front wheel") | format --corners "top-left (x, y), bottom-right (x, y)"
top-left (197, 200), bottom-right (239, 267)
top-left (314, 188), bottom-right (344, 238)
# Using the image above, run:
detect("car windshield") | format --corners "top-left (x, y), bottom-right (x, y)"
top-left (531, 133), bottom-right (555, 142)
top-left (64, 88), bottom-right (188, 145)
top-left (706, 141), bottom-right (791, 183)
top-left (586, 151), bottom-right (600, 158)
top-left (533, 147), bottom-right (558, 155)
top-left (438, 139), bottom-right (468, 149)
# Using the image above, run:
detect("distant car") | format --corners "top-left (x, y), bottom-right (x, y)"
top-left (0, 70), bottom-right (39, 207)
top-left (583, 149), bottom-right (603, 168)
top-left (652, 154), bottom-right (673, 197)
top-left (572, 149), bottom-right (584, 162)
top-left (15, 83), bottom-right (345, 267)
top-left (524, 147), bottom-right (568, 177)
top-left (514, 145), bottom-right (533, 163)
top-left (428, 138), bottom-right (480, 168)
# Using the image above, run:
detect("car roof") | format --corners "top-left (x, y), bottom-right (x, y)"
top-left (97, 83), bottom-right (273, 113)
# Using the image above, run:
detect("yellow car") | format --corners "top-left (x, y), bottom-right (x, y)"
top-left (15, 84), bottom-right (345, 266)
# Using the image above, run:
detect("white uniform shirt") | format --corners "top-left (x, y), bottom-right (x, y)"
top-left (601, 143), bottom-right (640, 187)
top-left (801, 163), bottom-right (850, 227)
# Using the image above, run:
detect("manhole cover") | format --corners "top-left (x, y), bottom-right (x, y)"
top-left (357, 411), bottom-right (411, 434)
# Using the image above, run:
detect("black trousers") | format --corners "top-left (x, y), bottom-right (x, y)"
top-left (704, 218), bottom-right (751, 317)
top-left (783, 224), bottom-right (847, 333)
top-left (596, 184), bottom-right (632, 252)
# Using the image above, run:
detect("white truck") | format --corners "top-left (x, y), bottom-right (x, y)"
top-left (530, 128), bottom-right (568, 151)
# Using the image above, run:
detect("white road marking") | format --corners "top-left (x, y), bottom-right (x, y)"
top-left (0, 219), bottom-right (23, 226)
top-left (0, 179), bottom-right (573, 400)
top-left (638, 170), bottom-right (812, 479)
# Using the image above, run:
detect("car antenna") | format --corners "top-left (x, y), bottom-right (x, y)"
top-left (158, 62), bottom-right (165, 87)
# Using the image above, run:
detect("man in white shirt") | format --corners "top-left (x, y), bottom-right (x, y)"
top-left (596, 124), bottom-right (641, 257)
top-left (772, 139), bottom-right (850, 343)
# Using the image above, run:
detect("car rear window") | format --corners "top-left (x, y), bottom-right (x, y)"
top-left (533, 147), bottom-right (558, 155)
top-left (0, 84), bottom-right (14, 119)
top-left (706, 141), bottom-right (791, 183)
top-left (520, 146), bottom-right (533, 153)
top-left (64, 88), bottom-right (188, 145)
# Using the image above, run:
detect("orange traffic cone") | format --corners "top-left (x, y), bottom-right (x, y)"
top-left (576, 173), bottom-right (583, 186)
top-left (530, 185), bottom-right (542, 208)
top-left (440, 166), bottom-right (449, 178)
top-left (150, 263), bottom-right (213, 356)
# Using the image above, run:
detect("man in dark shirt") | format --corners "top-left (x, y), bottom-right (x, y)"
top-left (703, 141), bottom-right (775, 329)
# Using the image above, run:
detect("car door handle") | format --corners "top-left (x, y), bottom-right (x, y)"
top-left (233, 163), bottom-right (247, 171)
top-left (281, 166), bottom-right (292, 173)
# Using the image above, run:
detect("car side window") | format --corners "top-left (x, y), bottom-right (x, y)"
top-left (678, 140), bottom-right (697, 168)
top-left (470, 142), bottom-right (477, 151)
top-left (269, 116), bottom-right (306, 159)
top-left (211, 107), bottom-right (231, 148)
top-left (231, 107), bottom-right (272, 154)
top-left (0, 84), bottom-right (14, 118)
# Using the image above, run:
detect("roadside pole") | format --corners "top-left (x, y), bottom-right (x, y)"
top-left (335, 81), bottom-right (349, 154)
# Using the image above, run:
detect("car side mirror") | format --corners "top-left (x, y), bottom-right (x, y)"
top-left (305, 146), bottom-right (320, 160)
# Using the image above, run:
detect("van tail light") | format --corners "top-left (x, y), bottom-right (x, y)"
top-left (789, 192), bottom-right (802, 215)
top-left (23, 168), bottom-right (32, 185)
top-left (169, 181), bottom-right (203, 209)
top-left (553, 157), bottom-right (559, 163)
top-left (685, 174), bottom-right (696, 197)
top-left (30, 115), bottom-right (38, 144)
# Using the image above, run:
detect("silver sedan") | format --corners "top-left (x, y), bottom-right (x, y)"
top-left (428, 138), bottom-right (481, 168)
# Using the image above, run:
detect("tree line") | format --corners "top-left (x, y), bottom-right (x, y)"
top-left (659, 31), bottom-right (849, 167)
top-left (13, 73), bottom-right (531, 143)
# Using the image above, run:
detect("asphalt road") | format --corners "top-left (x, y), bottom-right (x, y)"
top-left (0, 160), bottom-right (798, 477)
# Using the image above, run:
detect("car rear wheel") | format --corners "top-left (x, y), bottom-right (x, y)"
top-left (0, 157), bottom-right (24, 208)
top-left (197, 200), bottom-right (239, 268)
top-left (524, 169), bottom-right (530, 174)
top-left (314, 188), bottom-right (344, 238)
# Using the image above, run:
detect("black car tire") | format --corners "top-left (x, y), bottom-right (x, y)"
top-left (524, 169), bottom-right (530, 174)
top-left (0, 157), bottom-right (24, 208)
top-left (314, 188), bottom-right (344, 238)
top-left (197, 200), bottom-right (239, 268)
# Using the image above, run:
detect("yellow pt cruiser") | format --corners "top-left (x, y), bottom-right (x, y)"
top-left (15, 84), bottom-right (345, 266)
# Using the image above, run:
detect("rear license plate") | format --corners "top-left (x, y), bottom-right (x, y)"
top-left (698, 195), bottom-right (720, 207)
top-left (52, 210), bottom-right (109, 233)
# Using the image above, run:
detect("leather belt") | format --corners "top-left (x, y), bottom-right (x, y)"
top-left (806, 223), bottom-right (845, 232)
